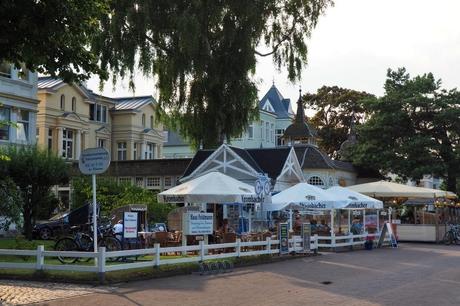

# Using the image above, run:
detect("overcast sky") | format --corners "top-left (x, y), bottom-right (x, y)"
top-left (87, 0), bottom-right (460, 112)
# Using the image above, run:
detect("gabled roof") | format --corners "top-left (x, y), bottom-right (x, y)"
top-left (182, 146), bottom-right (293, 181)
top-left (283, 93), bottom-right (316, 139)
top-left (294, 144), bottom-right (354, 172)
top-left (112, 96), bottom-right (155, 111)
top-left (258, 85), bottom-right (294, 119)
top-left (164, 130), bottom-right (189, 147)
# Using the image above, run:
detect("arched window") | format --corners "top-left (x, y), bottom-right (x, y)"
top-left (308, 176), bottom-right (324, 187)
top-left (60, 95), bottom-right (65, 110)
top-left (71, 97), bottom-right (76, 112)
top-left (142, 114), bottom-right (146, 127)
top-left (150, 115), bottom-right (154, 129)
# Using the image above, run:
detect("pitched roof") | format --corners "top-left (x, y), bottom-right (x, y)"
top-left (164, 130), bottom-right (189, 147)
top-left (37, 77), bottom-right (64, 89)
top-left (294, 145), bottom-right (354, 172)
top-left (182, 146), bottom-right (292, 181)
top-left (112, 96), bottom-right (155, 111)
top-left (258, 85), bottom-right (294, 119)
top-left (283, 94), bottom-right (316, 139)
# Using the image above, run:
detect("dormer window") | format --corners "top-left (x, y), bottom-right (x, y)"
top-left (262, 100), bottom-right (275, 112)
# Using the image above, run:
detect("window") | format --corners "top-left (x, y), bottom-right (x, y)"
top-left (265, 122), bottom-right (269, 143)
top-left (117, 142), bottom-right (127, 160)
top-left (0, 107), bottom-right (10, 140)
top-left (270, 123), bottom-right (274, 143)
top-left (16, 110), bottom-right (29, 142)
top-left (260, 120), bottom-right (264, 141)
top-left (142, 114), bottom-right (146, 127)
top-left (71, 97), bottom-right (76, 112)
top-left (164, 176), bottom-right (172, 187)
top-left (145, 142), bottom-right (154, 159)
top-left (135, 177), bottom-right (144, 187)
top-left (62, 129), bottom-right (73, 159)
top-left (60, 95), bottom-right (65, 110)
top-left (150, 115), bottom-right (154, 129)
top-left (146, 177), bottom-right (161, 187)
top-left (47, 129), bottom-right (53, 150)
top-left (276, 129), bottom-right (285, 146)
top-left (308, 176), bottom-right (324, 187)
top-left (247, 124), bottom-right (254, 139)
top-left (0, 62), bottom-right (11, 78)
top-left (96, 104), bottom-right (102, 121)
top-left (119, 177), bottom-right (132, 185)
top-left (102, 105), bottom-right (107, 123)
top-left (89, 104), bottom-right (95, 120)
top-left (98, 138), bottom-right (105, 148)
top-left (90, 103), bottom-right (107, 123)
top-left (133, 143), bottom-right (138, 160)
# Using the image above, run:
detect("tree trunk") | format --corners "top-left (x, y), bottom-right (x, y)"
top-left (23, 204), bottom-right (33, 241)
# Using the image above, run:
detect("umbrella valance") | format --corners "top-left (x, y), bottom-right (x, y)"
top-left (157, 171), bottom-right (260, 204)
top-left (327, 186), bottom-right (383, 209)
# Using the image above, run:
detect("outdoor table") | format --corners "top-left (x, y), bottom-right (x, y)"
top-left (138, 231), bottom-right (156, 247)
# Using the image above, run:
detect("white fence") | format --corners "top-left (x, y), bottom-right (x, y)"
top-left (0, 233), bottom-right (387, 279)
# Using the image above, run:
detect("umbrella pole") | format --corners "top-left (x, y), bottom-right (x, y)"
top-left (289, 209), bottom-right (293, 231)
top-left (377, 209), bottom-right (380, 232)
top-left (330, 209), bottom-right (334, 236)
top-left (363, 209), bottom-right (366, 233)
top-left (348, 210), bottom-right (351, 234)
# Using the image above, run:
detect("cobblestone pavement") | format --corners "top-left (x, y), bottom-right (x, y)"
top-left (4, 243), bottom-right (460, 306)
top-left (0, 280), bottom-right (114, 305)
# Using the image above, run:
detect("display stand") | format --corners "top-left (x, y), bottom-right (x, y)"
top-left (377, 222), bottom-right (398, 248)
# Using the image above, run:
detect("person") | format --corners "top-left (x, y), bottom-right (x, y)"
top-left (294, 215), bottom-right (302, 233)
top-left (113, 219), bottom-right (123, 241)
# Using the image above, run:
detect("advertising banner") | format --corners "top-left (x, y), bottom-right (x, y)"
top-left (123, 212), bottom-right (138, 239)
top-left (183, 212), bottom-right (214, 235)
top-left (302, 223), bottom-right (311, 252)
top-left (279, 222), bottom-right (289, 255)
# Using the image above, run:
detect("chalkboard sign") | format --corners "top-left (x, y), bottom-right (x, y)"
top-left (279, 223), bottom-right (289, 255)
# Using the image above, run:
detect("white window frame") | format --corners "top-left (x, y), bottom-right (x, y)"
top-left (0, 107), bottom-right (10, 141)
top-left (117, 142), bottom-right (127, 160)
top-left (62, 128), bottom-right (73, 159)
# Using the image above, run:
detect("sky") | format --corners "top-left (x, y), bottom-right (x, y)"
top-left (87, 0), bottom-right (460, 112)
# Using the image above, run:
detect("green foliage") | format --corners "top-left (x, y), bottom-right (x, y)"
top-left (0, 177), bottom-right (22, 231)
top-left (0, 0), bottom-right (109, 83)
top-left (351, 68), bottom-right (460, 193)
top-left (0, 145), bottom-right (69, 239)
top-left (93, 0), bottom-right (333, 148)
top-left (303, 86), bottom-right (374, 158)
top-left (71, 177), bottom-right (175, 222)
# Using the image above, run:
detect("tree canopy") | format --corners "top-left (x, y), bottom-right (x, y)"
top-left (351, 68), bottom-right (460, 193)
top-left (0, 0), bottom-right (108, 83)
top-left (0, 146), bottom-right (69, 239)
top-left (303, 85), bottom-right (373, 158)
top-left (93, 0), bottom-right (333, 148)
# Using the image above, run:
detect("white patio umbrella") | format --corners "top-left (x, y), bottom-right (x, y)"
top-left (157, 171), bottom-right (260, 204)
top-left (263, 183), bottom-right (347, 232)
top-left (328, 186), bottom-right (384, 233)
top-left (348, 180), bottom-right (456, 199)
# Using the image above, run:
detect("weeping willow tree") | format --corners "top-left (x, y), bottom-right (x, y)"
top-left (93, 0), bottom-right (333, 148)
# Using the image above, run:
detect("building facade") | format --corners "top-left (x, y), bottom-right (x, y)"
top-left (36, 77), bottom-right (164, 162)
top-left (0, 62), bottom-right (39, 146)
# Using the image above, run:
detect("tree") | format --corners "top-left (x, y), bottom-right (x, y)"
top-left (351, 68), bottom-right (460, 193)
top-left (0, 176), bottom-right (22, 232)
top-left (303, 86), bottom-right (374, 158)
top-left (0, 0), bottom-right (109, 83)
top-left (0, 146), bottom-right (69, 240)
top-left (93, 0), bottom-right (333, 148)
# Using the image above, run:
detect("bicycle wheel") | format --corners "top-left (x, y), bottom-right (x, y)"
top-left (54, 237), bottom-right (79, 264)
top-left (443, 232), bottom-right (453, 245)
top-left (100, 236), bottom-right (122, 262)
top-left (77, 234), bottom-right (94, 262)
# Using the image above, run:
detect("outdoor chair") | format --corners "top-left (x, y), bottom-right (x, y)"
top-left (155, 231), bottom-right (170, 247)
top-left (222, 232), bottom-right (236, 253)
top-left (167, 231), bottom-right (183, 255)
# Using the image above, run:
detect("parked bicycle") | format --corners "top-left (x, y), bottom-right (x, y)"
top-left (54, 223), bottom-right (121, 264)
top-left (443, 224), bottom-right (460, 245)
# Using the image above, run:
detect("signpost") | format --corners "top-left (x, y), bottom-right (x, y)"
top-left (183, 212), bottom-right (214, 235)
top-left (78, 147), bottom-right (110, 256)
top-left (302, 223), bottom-right (311, 252)
top-left (123, 212), bottom-right (138, 239)
top-left (279, 222), bottom-right (289, 255)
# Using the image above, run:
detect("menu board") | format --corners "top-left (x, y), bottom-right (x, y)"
top-left (279, 223), bottom-right (289, 255)
top-left (123, 212), bottom-right (138, 239)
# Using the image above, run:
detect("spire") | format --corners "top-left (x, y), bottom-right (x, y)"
top-left (348, 110), bottom-right (357, 141)
top-left (295, 87), bottom-right (305, 124)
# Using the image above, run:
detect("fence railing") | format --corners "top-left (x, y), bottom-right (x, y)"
top-left (0, 233), bottom-right (388, 279)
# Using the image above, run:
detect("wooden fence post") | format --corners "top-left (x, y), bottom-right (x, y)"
top-left (36, 245), bottom-right (44, 271)
top-left (236, 238), bottom-right (241, 257)
top-left (154, 243), bottom-right (161, 267)
top-left (199, 240), bottom-right (205, 262)
top-left (97, 247), bottom-right (106, 284)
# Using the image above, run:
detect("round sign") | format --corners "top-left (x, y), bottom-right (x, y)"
top-left (79, 147), bottom-right (111, 175)
top-left (255, 180), bottom-right (263, 196)
top-left (263, 180), bottom-right (271, 196)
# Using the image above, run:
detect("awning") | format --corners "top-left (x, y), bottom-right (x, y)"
top-left (327, 186), bottom-right (383, 209)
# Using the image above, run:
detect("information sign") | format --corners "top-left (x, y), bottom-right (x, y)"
top-left (302, 223), bottom-right (311, 252)
top-left (79, 147), bottom-right (110, 175)
top-left (279, 222), bottom-right (289, 255)
top-left (183, 212), bottom-right (214, 235)
top-left (123, 212), bottom-right (138, 239)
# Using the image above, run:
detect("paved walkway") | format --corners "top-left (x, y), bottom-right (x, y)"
top-left (2, 243), bottom-right (460, 305)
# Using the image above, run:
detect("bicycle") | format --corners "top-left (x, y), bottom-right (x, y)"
top-left (54, 224), bottom-right (121, 264)
top-left (443, 224), bottom-right (460, 245)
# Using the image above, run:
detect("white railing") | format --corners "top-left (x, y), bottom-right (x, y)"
top-left (0, 236), bottom-right (319, 278)
top-left (316, 232), bottom-right (387, 249)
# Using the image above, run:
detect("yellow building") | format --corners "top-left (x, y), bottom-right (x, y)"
top-left (37, 77), bottom-right (163, 162)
